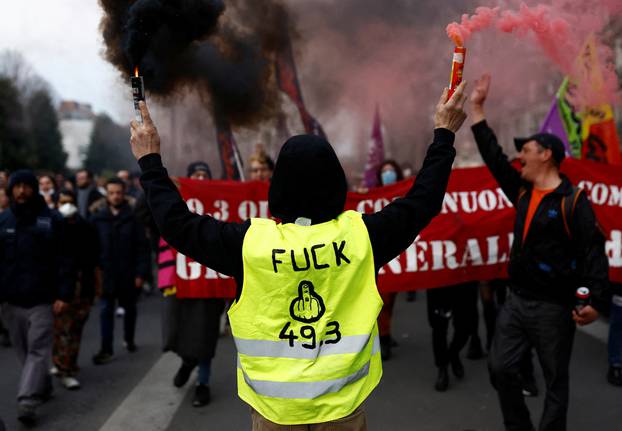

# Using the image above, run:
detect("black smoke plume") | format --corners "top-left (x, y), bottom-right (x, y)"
top-left (99, 0), bottom-right (292, 126)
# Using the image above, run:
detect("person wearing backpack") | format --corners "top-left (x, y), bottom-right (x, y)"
top-left (469, 74), bottom-right (609, 431)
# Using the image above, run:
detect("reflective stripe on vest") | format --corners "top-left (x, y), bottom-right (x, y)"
top-left (237, 347), bottom-right (378, 399)
top-left (229, 210), bottom-right (383, 425)
top-left (234, 334), bottom-right (380, 359)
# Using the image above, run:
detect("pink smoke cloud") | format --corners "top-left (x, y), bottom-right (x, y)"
top-left (446, 1), bottom-right (621, 107)
top-left (446, 7), bottom-right (499, 46)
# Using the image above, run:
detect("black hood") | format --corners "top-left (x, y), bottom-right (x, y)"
top-left (7, 169), bottom-right (46, 223)
top-left (269, 134), bottom-right (347, 224)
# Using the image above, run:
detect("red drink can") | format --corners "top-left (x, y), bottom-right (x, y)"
top-left (448, 46), bottom-right (466, 100)
top-left (575, 287), bottom-right (591, 311)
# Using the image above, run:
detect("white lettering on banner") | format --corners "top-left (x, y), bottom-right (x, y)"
top-left (184, 198), bottom-right (229, 220)
top-left (177, 253), bottom-right (201, 280)
top-left (213, 200), bottom-right (229, 221)
top-left (486, 235), bottom-right (511, 265)
top-left (441, 188), bottom-right (512, 214)
top-left (385, 257), bottom-right (402, 274)
top-left (356, 200), bottom-right (373, 213)
top-left (176, 253), bottom-right (229, 280)
top-left (405, 239), bottom-right (429, 272)
top-left (380, 233), bottom-right (513, 275)
top-left (238, 200), bottom-right (269, 219)
top-left (607, 230), bottom-right (622, 268)
top-left (205, 267), bottom-right (231, 279)
top-left (374, 198), bottom-right (391, 212)
top-left (431, 241), bottom-right (458, 270)
top-left (186, 198), bottom-right (204, 215)
top-left (355, 197), bottom-right (398, 213)
top-left (577, 181), bottom-right (622, 208)
top-left (461, 238), bottom-right (484, 266)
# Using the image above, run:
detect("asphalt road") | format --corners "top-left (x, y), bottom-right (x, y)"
top-left (0, 292), bottom-right (619, 431)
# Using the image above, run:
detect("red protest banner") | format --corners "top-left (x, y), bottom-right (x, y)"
top-left (169, 158), bottom-right (622, 298)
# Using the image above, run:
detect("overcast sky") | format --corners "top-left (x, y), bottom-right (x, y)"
top-left (0, 0), bottom-right (130, 121)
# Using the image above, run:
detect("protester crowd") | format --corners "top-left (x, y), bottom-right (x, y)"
top-left (0, 80), bottom-right (621, 431)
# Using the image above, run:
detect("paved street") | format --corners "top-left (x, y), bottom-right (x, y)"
top-left (0, 292), bottom-right (619, 431)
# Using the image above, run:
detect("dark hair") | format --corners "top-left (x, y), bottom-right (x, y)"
top-left (76, 169), bottom-right (94, 179)
top-left (376, 159), bottom-right (404, 185)
top-left (105, 177), bottom-right (126, 189)
top-left (38, 174), bottom-right (57, 189)
top-left (58, 188), bottom-right (76, 202)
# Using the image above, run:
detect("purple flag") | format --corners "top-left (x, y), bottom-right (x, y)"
top-left (539, 99), bottom-right (570, 154)
top-left (363, 105), bottom-right (385, 188)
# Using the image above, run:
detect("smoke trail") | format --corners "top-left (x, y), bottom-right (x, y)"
top-left (447, 7), bottom-right (499, 46)
top-left (99, 0), bottom-right (289, 126)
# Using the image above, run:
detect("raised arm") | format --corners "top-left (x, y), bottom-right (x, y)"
top-left (364, 83), bottom-right (467, 269)
top-left (131, 102), bottom-right (247, 277)
top-left (469, 74), bottom-right (523, 203)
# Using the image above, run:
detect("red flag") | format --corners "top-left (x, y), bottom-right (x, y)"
top-left (363, 105), bottom-right (386, 188)
top-left (275, 35), bottom-right (327, 139)
top-left (216, 120), bottom-right (245, 181)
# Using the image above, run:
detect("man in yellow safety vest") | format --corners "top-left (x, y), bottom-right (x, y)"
top-left (129, 82), bottom-right (467, 430)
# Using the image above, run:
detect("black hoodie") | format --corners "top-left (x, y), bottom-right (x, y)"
top-left (139, 129), bottom-right (456, 298)
top-left (269, 134), bottom-right (348, 224)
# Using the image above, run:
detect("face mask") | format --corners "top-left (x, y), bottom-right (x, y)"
top-left (59, 203), bottom-right (78, 218)
top-left (40, 189), bottom-right (55, 197)
top-left (381, 170), bottom-right (398, 186)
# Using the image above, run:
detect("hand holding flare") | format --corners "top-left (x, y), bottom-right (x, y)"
top-left (434, 81), bottom-right (468, 134)
top-left (130, 102), bottom-right (161, 160)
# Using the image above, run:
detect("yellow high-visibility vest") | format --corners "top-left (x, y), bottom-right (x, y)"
top-left (228, 210), bottom-right (383, 425)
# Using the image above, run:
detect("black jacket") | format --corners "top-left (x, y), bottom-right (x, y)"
top-left (472, 120), bottom-right (609, 311)
top-left (63, 214), bottom-right (100, 301)
top-left (0, 197), bottom-right (74, 307)
top-left (139, 129), bottom-right (456, 298)
top-left (91, 202), bottom-right (150, 296)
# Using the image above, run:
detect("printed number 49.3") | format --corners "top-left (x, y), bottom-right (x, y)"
top-left (279, 321), bottom-right (341, 349)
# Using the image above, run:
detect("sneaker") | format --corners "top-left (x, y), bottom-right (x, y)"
top-left (123, 341), bottom-right (137, 353)
top-left (450, 356), bottom-right (465, 379)
top-left (174, 362), bottom-right (195, 388)
top-left (116, 307), bottom-right (125, 318)
top-left (92, 351), bottom-right (114, 365)
top-left (17, 403), bottom-right (37, 426)
top-left (60, 376), bottom-right (81, 390)
top-left (435, 366), bottom-right (449, 392)
top-left (607, 366), bottom-right (622, 386)
top-left (522, 376), bottom-right (539, 397)
top-left (50, 366), bottom-right (59, 376)
top-left (466, 335), bottom-right (485, 360)
top-left (192, 384), bottom-right (211, 407)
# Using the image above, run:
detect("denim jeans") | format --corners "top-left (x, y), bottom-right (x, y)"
top-left (608, 295), bottom-right (622, 367)
top-left (197, 359), bottom-right (212, 385)
top-left (99, 291), bottom-right (138, 354)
